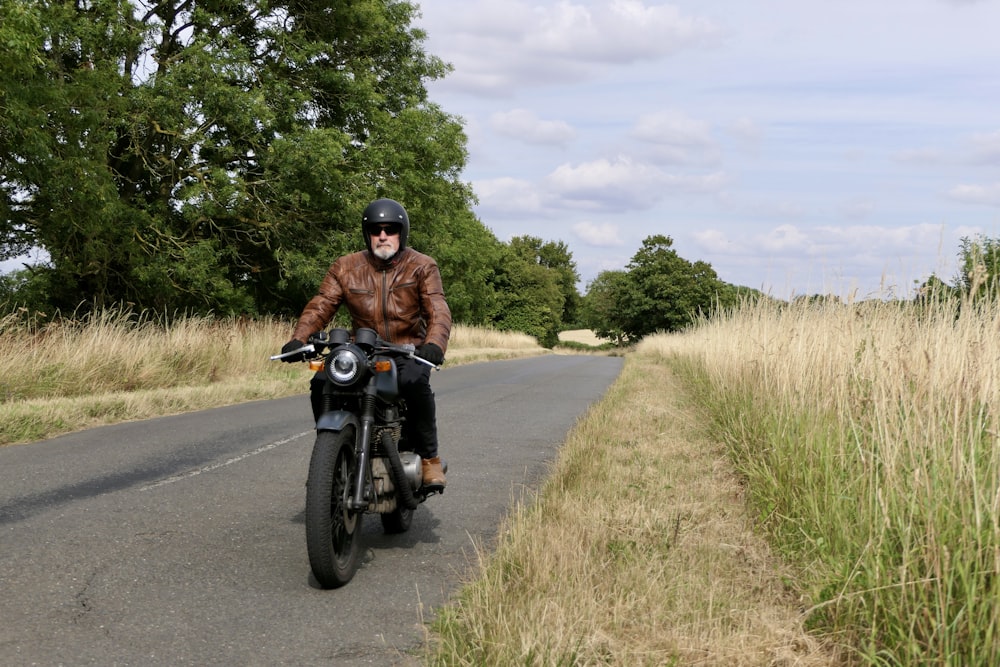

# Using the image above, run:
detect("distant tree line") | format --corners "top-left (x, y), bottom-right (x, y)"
top-left (578, 235), bottom-right (766, 343)
top-left (918, 235), bottom-right (1000, 306)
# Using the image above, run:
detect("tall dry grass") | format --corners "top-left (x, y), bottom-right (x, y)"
top-left (638, 297), bottom-right (1000, 664)
top-left (445, 325), bottom-right (546, 364)
top-left (428, 352), bottom-right (839, 666)
top-left (0, 312), bottom-right (543, 446)
top-left (0, 310), bottom-right (302, 444)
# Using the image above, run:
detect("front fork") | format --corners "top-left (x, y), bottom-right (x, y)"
top-left (349, 386), bottom-right (378, 511)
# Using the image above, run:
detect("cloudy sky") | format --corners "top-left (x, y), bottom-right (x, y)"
top-left (414, 0), bottom-right (1000, 299)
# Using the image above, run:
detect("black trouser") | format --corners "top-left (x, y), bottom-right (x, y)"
top-left (309, 357), bottom-right (439, 459)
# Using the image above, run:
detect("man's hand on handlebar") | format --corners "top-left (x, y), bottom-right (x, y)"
top-left (416, 343), bottom-right (444, 366)
top-left (279, 339), bottom-right (308, 363)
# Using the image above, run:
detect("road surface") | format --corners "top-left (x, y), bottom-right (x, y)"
top-left (0, 354), bottom-right (624, 666)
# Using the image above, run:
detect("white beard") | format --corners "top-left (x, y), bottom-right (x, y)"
top-left (372, 246), bottom-right (395, 260)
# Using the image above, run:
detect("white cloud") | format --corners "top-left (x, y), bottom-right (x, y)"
top-left (691, 222), bottom-right (955, 297)
top-left (418, 0), bottom-right (1000, 299)
top-left (716, 192), bottom-right (808, 221)
top-left (490, 109), bottom-right (576, 145)
top-left (572, 221), bottom-right (625, 247)
top-left (839, 198), bottom-right (877, 220)
top-left (698, 223), bottom-right (948, 259)
top-left (546, 156), bottom-right (727, 211)
top-left (632, 110), bottom-right (713, 146)
top-left (967, 130), bottom-right (1000, 165)
top-left (576, 252), bottom-right (634, 287)
top-left (692, 229), bottom-right (738, 254)
top-left (756, 224), bottom-right (810, 253)
top-left (472, 154), bottom-right (728, 219)
top-left (725, 117), bottom-right (764, 154)
top-left (473, 177), bottom-right (545, 214)
top-left (421, 0), bottom-right (719, 94)
top-left (893, 148), bottom-right (947, 165)
top-left (893, 129), bottom-right (1000, 168)
top-left (630, 110), bottom-right (719, 165)
top-left (474, 157), bottom-right (726, 216)
top-left (537, 0), bottom-right (721, 64)
top-left (948, 182), bottom-right (1000, 206)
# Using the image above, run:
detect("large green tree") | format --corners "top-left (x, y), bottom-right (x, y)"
top-left (414, 207), bottom-right (503, 325)
top-left (489, 242), bottom-right (564, 348)
top-left (580, 269), bottom-right (629, 345)
top-left (582, 235), bottom-right (735, 341)
top-left (0, 0), bottom-right (482, 316)
top-left (508, 235), bottom-right (581, 327)
top-left (619, 235), bottom-right (733, 338)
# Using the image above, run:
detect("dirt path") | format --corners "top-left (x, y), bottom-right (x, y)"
top-left (426, 353), bottom-right (844, 664)
top-left (643, 361), bottom-right (841, 664)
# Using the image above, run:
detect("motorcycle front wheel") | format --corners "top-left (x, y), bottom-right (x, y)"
top-left (305, 428), bottom-right (362, 588)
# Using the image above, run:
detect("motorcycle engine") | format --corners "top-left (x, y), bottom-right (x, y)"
top-left (369, 452), bottom-right (423, 512)
top-left (397, 451), bottom-right (422, 490)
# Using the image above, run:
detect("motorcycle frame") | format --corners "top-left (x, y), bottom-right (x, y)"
top-left (315, 354), bottom-right (402, 512)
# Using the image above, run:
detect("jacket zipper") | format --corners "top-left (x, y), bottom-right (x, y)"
top-left (380, 269), bottom-right (391, 341)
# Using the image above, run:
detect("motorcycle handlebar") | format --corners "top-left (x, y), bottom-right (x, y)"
top-left (268, 344), bottom-right (316, 361)
top-left (374, 341), bottom-right (440, 369)
top-left (269, 339), bottom-right (439, 369)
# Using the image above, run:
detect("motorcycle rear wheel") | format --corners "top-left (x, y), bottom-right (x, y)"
top-left (305, 429), bottom-right (362, 588)
top-left (380, 506), bottom-right (414, 534)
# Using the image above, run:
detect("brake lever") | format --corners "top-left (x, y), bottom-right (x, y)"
top-left (374, 342), bottom-right (440, 370)
top-left (269, 343), bottom-right (317, 361)
top-left (411, 354), bottom-right (440, 369)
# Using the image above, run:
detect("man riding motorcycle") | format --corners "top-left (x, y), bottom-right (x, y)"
top-left (280, 198), bottom-right (452, 490)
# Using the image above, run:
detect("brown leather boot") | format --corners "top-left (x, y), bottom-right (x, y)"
top-left (421, 456), bottom-right (446, 491)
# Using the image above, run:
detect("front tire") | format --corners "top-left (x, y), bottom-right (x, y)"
top-left (305, 429), bottom-right (362, 588)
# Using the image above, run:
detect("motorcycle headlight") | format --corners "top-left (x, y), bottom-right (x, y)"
top-left (325, 345), bottom-right (367, 387)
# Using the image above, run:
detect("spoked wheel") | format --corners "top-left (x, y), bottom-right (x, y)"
top-left (380, 505), bottom-right (414, 534)
top-left (305, 429), bottom-right (362, 588)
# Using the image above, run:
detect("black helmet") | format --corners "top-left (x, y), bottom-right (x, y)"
top-left (362, 198), bottom-right (409, 256)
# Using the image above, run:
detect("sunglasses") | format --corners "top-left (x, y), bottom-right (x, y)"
top-left (369, 224), bottom-right (401, 236)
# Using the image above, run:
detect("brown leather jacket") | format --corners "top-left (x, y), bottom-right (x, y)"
top-left (291, 248), bottom-right (452, 353)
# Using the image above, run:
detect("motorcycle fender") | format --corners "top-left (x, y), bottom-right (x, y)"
top-left (316, 410), bottom-right (360, 433)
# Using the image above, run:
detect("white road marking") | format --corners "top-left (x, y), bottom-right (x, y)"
top-left (139, 431), bottom-right (312, 491)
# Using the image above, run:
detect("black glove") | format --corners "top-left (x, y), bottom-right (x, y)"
top-left (280, 338), bottom-right (307, 363)
top-left (416, 343), bottom-right (444, 365)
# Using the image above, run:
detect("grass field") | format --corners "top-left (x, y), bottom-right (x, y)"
top-left (426, 349), bottom-right (838, 665)
top-left (0, 314), bottom-right (544, 446)
top-left (429, 296), bottom-right (1000, 665)
top-left (7, 302), bottom-right (994, 664)
top-left (557, 329), bottom-right (605, 346)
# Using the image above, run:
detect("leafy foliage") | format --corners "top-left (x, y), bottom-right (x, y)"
top-left (489, 242), bottom-right (565, 348)
top-left (508, 235), bottom-right (581, 327)
top-left (957, 235), bottom-right (1000, 301)
top-left (912, 235), bottom-right (1000, 309)
top-left (915, 273), bottom-right (960, 305)
top-left (581, 235), bottom-right (737, 342)
top-left (0, 0), bottom-right (477, 317)
top-left (3, 1), bottom-right (771, 349)
top-left (580, 270), bottom-right (630, 345)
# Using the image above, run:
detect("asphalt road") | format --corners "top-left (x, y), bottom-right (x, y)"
top-left (0, 354), bottom-right (624, 666)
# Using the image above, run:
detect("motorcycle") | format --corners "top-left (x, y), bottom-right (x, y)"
top-left (271, 327), bottom-right (444, 588)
